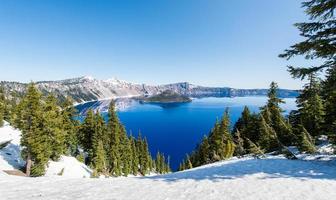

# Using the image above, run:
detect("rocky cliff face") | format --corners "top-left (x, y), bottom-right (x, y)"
top-left (0, 76), bottom-right (299, 103)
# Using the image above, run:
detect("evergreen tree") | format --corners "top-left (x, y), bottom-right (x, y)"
top-left (197, 136), bottom-right (210, 165)
top-left (106, 101), bottom-right (122, 176)
top-left (322, 67), bottom-right (336, 135)
top-left (261, 82), bottom-right (295, 146)
top-left (61, 97), bottom-right (79, 155)
top-left (233, 129), bottom-right (245, 157)
top-left (138, 136), bottom-right (151, 175)
top-left (280, 0), bottom-right (336, 136)
top-left (120, 125), bottom-right (132, 176)
top-left (258, 115), bottom-right (279, 152)
top-left (92, 140), bottom-right (107, 175)
top-left (234, 107), bottom-right (260, 144)
top-left (20, 83), bottom-right (50, 176)
top-left (208, 109), bottom-right (233, 161)
top-left (296, 125), bottom-right (317, 153)
top-left (130, 135), bottom-right (139, 175)
top-left (295, 73), bottom-right (325, 136)
top-left (185, 154), bottom-right (193, 170)
top-left (43, 94), bottom-right (65, 161)
top-left (233, 106), bottom-right (251, 131)
top-left (223, 139), bottom-right (235, 159)
top-left (78, 109), bottom-right (96, 165)
top-left (245, 138), bottom-right (264, 156)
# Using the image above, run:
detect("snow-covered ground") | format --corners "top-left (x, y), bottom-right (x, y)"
top-left (0, 155), bottom-right (335, 200)
top-left (0, 122), bottom-right (92, 178)
top-left (45, 156), bottom-right (92, 178)
top-left (1, 121), bottom-right (336, 200)
top-left (0, 121), bottom-right (24, 170)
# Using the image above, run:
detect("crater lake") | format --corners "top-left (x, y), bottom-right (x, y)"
top-left (76, 96), bottom-right (296, 170)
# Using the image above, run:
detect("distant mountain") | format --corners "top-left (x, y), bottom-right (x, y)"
top-left (0, 76), bottom-right (299, 104)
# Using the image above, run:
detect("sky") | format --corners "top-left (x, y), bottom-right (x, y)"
top-left (0, 0), bottom-right (312, 89)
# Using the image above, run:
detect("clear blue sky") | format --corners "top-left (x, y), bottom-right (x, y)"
top-left (0, 0), bottom-right (311, 89)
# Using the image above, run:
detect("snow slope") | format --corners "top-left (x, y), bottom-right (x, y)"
top-left (0, 121), bottom-right (25, 170)
top-left (0, 121), bottom-right (92, 178)
top-left (45, 156), bottom-right (92, 178)
top-left (0, 155), bottom-right (335, 200)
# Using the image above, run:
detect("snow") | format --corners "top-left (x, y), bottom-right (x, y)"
top-left (0, 154), bottom-right (335, 199)
top-left (45, 156), bottom-right (92, 178)
top-left (1, 121), bottom-right (336, 200)
top-left (0, 121), bottom-right (25, 170)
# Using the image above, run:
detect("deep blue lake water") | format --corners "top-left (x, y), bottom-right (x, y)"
top-left (78, 97), bottom-right (296, 170)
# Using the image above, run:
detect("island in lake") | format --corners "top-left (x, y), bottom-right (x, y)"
top-left (139, 90), bottom-right (192, 103)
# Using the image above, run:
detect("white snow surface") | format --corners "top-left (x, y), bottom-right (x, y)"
top-left (0, 121), bottom-right (24, 170)
top-left (0, 155), bottom-right (335, 200)
top-left (45, 156), bottom-right (92, 178)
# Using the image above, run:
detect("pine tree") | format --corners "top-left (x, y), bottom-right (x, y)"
top-left (245, 138), bottom-right (264, 156)
top-left (43, 94), bottom-right (65, 161)
top-left (130, 135), bottom-right (139, 175)
top-left (233, 107), bottom-right (260, 144)
top-left (185, 154), bottom-right (193, 170)
top-left (233, 129), bottom-right (245, 157)
top-left (322, 67), bottom-right (336, 135)
top-left (223, 139), bottom-right (235, 159)
top-left (92, 140), bottom-right (107, 175)
top-left (233, 106), bottom-right (251, 132)
top-left (198, 136), bottom-right (210, 165)
top-left (120, 125), bottom-right (132, 176)
top-left (61, 97), bottom-right (79, 155)
top-left (178, 160), bottom-right (185, 171)
top-left (78, 109), bottom-right (96, 165)
top-left (294, 73), bottom-right (325, 136)
top-left (258, 115), bottom-right (279, 152)
top-left (20, 83), bottom-right (50, 176)
top-left (106, 101), bottom-right (122, 176)
top-left (297, 125), bottom-right (317, 153)
top-left (261, 82), bottom-right (296, 146)
top-left (280, 0), bottom-right (336, 136)
top-left (138, 136), bottom-right (151, 175)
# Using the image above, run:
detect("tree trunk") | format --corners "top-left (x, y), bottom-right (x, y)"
top-left (26, 152), bottom-right (32, 176)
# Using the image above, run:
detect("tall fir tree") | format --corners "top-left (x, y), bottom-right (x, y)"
top-left (233, 129), bottom-right (245, 157)
top-left (296, 124), bottom-right (317, 153)
top-left (92, 140), bottom-right (107, 176)
top-left (106, 101), bottom-right (122, 176)
top-left (280, 0), bottom-right (336, 137)
top-left (78, 109), bottom-right (96, 165)
top-left (261, 82), bottom-right (295, 146)
top-left (20, 83), bottom-right (50, 176)
top-left (61, 97), bottom-right (79, 155)
top-left (43, 94), bottom-right (66, 161)
top-left (322, 66), bottom-right (336, 135)
top-left (258, 115), bottom-right (279, 152)
top-left (295, 73), bottom-right (325, 136)
top-left (130, 135), bottom-right (139, 175)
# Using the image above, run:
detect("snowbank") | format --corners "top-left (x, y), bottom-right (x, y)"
top-left (45, 156), bottom-right (92, 178)
top-left (0, 121), bottom-right (25, 170)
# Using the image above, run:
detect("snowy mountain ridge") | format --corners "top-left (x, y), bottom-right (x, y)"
top-left (0, 76), bottom-right (299, 104)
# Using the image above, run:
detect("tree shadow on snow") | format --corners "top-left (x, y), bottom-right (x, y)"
top-left (142, 158), bottom-right (336, 182)
top-left (0, 142), bottom-right (25, 169)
